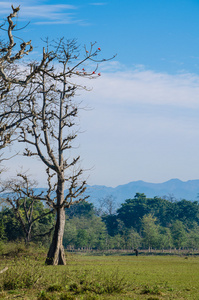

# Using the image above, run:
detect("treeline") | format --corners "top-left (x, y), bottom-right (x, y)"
top-left (1, 193), bottom-right (199, 250)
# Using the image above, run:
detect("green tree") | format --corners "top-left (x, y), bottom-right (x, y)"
top-left (125, 228), bottom-right (141, 249)
top-left (158, 227), bottom-right (173, 250)
top-left (102, 214), bottom-right (118, 236)
top-left (63, 219), bottom-right (77, 248)
top-left (111, 234), bottom-right (126, 249)
top-left (117, 193), bottom-right (147, 230)
top-left (141, 214), bottom-right (161, 250)
top-left (0, 218), bottom-right (6, 241)
top-left (76, 229), bottom-right (89, 248)
top-left (176, 200), bottom-right (199, 227)
top-left (63, 215), bottom-right (107, 250)
top-left (66, 201), bottom-right (95, 219)
top-left (0, 207), bottom-right (23, 241)
top-left (186, 223), bottom-right (199, 249)
top-left (171, 220), bottom-right (187, 249)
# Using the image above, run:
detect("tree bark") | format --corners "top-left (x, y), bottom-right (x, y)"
top-left (45, 206), bottom-right (66, 265)
top-left (45, 177), bottom-right (66, 265)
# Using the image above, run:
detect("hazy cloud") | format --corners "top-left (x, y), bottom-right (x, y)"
top-left (89, 3), bottom-right (107, 5)
top-left (77, 64), bottom-right (199, 109)
top-left (0, 2), bottom-right (78, 25)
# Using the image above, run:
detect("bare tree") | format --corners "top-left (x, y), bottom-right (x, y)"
top-left (0, 6), bottom-right (53, 150)
top-left (2, 173), bottom-right (54, 243)
top-left (0, 5), bottom-right (50, 92)
top-left (18, 40), bottom-right (114, 264)
top-left (0, 6), bottom-right (115, 265)
top-left (96, 195), bottom-right (117, 216)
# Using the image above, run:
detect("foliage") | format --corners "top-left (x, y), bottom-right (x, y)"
top-left (103, 193), bottom-right (199, 250)
top-left (63, 215), bottom-right (107, 249)
top-left (2, 192), bottom-right (199, 250)
top-left (141, 214), bottom-right (161, 250)
top-left (0, 201), bottom-right (54, 245)
top-left (0, 207), bottom-right (24, 241)
top-left (65, 201), bottom-right (95, 219)
top-left (0, 219), bottom-right (6, 241)
top-left (171, 220), bottom-right (187, 249)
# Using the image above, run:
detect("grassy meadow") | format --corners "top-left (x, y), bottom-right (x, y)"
top-left (0, 243), bottom-right (199, 299)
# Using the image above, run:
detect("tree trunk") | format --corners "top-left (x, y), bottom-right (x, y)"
top-left (25, 225), bottom-right (32, 244)
top-left (45, 206), bottom-right (66, 265)
top-left (45, 87), bottom-right (66, 265)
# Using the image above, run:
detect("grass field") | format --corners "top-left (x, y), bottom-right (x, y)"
top-left (0, 244), bottom-right (199, 299)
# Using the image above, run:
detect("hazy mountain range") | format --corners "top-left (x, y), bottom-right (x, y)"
top-left (5, 179), bottom-right (199, 208)
top-left (84, 179), bottom-right (199, 206)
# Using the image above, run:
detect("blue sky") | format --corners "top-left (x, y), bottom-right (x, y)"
top-left (2, 0), bottom-right (199, 188)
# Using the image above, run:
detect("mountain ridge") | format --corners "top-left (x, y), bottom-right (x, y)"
top-left (85, 178), bottom-right (199, 206)
top-left (25, 179), bottom-right (199, 208)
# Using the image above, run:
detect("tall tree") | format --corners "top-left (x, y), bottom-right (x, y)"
top-left (18, 40), bottom-right (91, 264)
top-left (0, 6), bottom-right (114, 264)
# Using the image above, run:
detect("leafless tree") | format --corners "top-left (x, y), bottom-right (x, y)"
top-left (18, 40), bottom-right (105, 264)
top-left (0, 5), bottom-right (50, 91)
top-left (2, 173), bottom-right (54, 243)
top-left (0, 5), bottom-right (53, 150)
top-left (0, 6), bottom-right (115, 265)
top-left (96, 195), bottom-right (117, 216)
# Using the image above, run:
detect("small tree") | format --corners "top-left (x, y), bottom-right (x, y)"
top-left (96, 195), bottom-right (117, 216)
top-left (2, 174), bottom-right (54, 243)
top-left (141, 214), bottom-right (160, 251)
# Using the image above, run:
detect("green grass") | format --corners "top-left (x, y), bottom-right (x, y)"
top-left (0, 244), bottom-right (199, 299)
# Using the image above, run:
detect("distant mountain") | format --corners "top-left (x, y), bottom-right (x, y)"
top-left (15, 179), bottom-right (199, 209)
top-left (85, 179), bottom-right (199, 207)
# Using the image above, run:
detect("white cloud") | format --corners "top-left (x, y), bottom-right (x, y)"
top-left (22, 5), bottom-right (77, 19)
top-left (0, 2), bottom-right (78, 25)
top-left (78, 65), bottom-right (199, 109)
